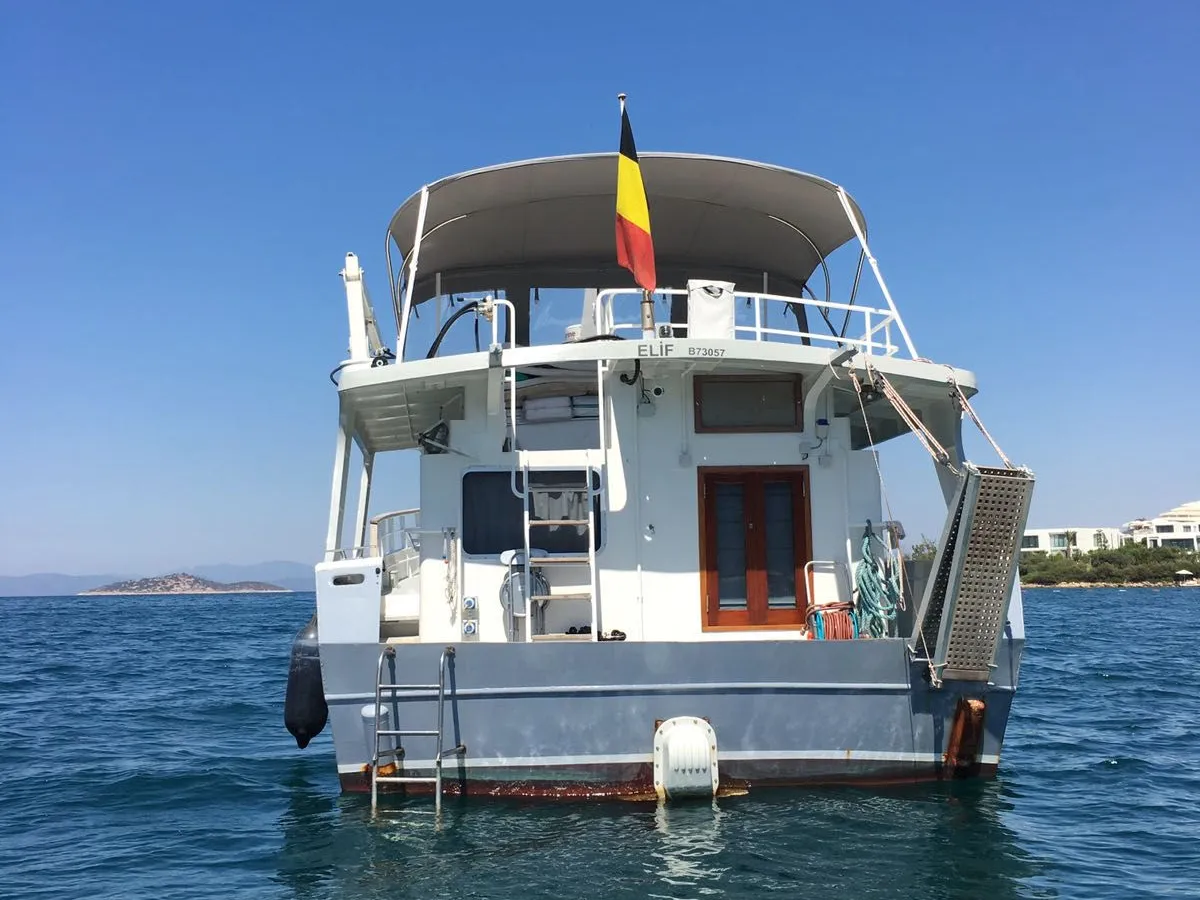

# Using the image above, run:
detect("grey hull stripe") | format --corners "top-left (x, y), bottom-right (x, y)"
top-left (339, 750), bottom-right (1003, 773)
top-left (325, 680), bottom-right (915, 703)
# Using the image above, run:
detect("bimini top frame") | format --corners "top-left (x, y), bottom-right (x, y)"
top-left (385, 152), bottom-right (916, 360)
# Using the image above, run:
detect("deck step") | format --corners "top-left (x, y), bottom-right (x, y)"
top-left (528, 519), bottom-right (590, 527)
top-left (530, 592), bottom-right (591, 602)
top-left (532, 556), bottom-right (589, 565)
top-left (531, 632), bottom-right (593, 641)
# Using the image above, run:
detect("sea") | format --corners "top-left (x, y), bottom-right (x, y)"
top-left (1, 587), bottom-right (1197, 899)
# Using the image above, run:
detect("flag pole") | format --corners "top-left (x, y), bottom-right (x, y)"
top-left (618, 92), bottom-right (657, 339)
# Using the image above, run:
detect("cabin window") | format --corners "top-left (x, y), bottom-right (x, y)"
top-left (693, 374), bottom-right (803, 433)
top-left (461, 470), bottom-right (601, 556)
top-left (699, 466), bottom-right (811, 629)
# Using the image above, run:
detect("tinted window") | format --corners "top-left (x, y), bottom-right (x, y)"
top-left (462, 470), bottom-right (601, 555)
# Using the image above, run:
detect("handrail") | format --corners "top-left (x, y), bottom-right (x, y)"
top-left (595, 288), bottom-right (902, 356)
top-left (369, 508), bottom-right (421, 557)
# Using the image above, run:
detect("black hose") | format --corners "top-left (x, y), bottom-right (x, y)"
top-left (426, 301), bottom-right (481, 359)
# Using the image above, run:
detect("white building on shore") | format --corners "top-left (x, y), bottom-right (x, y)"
top-left (1122, 500), bottom-right (1200, 552)
top-left (1023, 501), bottom-right (1200, 555)
top-left (1020, 527), bottom-right (1125, 555)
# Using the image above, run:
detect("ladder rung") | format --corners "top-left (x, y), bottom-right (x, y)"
top-left (530, 592), bottom-right (591, 601)
top-left (528, 485), bottom-right (589, 493)
top-left (529, 519), bottom-right (590, 527)
top-left (374, 775), bottom-right (439, 784)
top-left (378, 683), bottom-right (439, 691)
top-left (532, 556), bottom-right (589, 565)
top-left (376, 729), bottom-right (439, 737)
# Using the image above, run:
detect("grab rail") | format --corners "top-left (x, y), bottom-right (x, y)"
top-left (369, 508), bottom-right (421, 557)
top-left (594, 288), bottom-right (901, 356)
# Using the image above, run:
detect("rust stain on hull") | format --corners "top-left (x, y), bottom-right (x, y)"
top-left (339, 762), bottom-right (997, 800)
top-left (943, 697), bottom-right (988, 777)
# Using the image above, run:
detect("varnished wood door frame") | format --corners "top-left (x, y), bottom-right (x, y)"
top-left (698, 465), bottom-right (813, 631)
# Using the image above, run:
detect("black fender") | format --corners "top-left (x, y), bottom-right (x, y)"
top-left (284, 613), bottom-right (328, 749)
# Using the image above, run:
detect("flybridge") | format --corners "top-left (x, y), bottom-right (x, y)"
top-left (374, 153), bottom-right (915, 361)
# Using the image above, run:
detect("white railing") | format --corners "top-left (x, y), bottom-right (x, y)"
top-left (332, 507), bottom-right (423, 562)
top-left (369, 508), bottom-right (423, 586)
top-left (370, 508), bottom-right (421, 557)
top-left (595, 288), bottom-right (904, 357)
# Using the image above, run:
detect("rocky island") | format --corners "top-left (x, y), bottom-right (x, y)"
top-left (79, 572), bottom-right (291, 595)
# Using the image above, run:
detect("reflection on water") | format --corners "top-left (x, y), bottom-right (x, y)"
top-left (274, 779), bottom-right (1052, 900)
top-left (649, 800), bottom-right (728, 897)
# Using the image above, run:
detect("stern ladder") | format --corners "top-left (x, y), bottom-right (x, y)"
top-left (370, 645), bottom-right (465, 812)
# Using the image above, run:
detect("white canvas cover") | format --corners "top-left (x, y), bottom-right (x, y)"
top-left (686, 279), bottom-right (736, 339)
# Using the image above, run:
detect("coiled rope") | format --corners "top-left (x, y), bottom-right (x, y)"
top-left (854, 520), bottom-right (901, 638)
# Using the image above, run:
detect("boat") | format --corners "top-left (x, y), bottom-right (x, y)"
top-left (283, 124), bottom-right (1035, 807)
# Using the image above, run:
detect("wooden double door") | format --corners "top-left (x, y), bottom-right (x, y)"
top-left (699, 466), bottom-right (812, 629)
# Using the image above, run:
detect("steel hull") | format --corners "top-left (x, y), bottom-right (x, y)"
top-left (317, 635), bottom-right (1022, 798)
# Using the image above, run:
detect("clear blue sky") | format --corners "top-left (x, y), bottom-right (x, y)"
top-left (2, 1), bottom-right (1197, 575)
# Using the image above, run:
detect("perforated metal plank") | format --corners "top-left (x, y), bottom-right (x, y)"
top-left (936, 466), bottom-right (1035, 681)
top-left (909, 470), bottom-right (970, 653)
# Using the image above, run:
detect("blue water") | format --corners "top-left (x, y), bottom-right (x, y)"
top-left (1, 588), bottom-right (1197, 899)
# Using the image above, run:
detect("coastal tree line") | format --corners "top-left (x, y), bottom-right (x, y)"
top-left (907, 539), bottom-right (1198, 586)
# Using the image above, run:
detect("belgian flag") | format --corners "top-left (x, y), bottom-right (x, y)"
top-left (615, 97), bottom-right (656, 293)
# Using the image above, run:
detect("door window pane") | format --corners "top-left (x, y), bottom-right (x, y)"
top-left (763, 481), bottom-right (797, 608)
top-left (714, 483), bottom-right (747, 609)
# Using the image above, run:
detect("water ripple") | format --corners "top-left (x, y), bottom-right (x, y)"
top-left (1, 589), bottom-right (1198, 898)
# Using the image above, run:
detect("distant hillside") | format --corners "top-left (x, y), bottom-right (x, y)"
top-left (79, 572), bottom-right (291, 595)
top-left (189, 562), bottom-right (314, 593)
top-left (0, 562), bottom-right (313, 597)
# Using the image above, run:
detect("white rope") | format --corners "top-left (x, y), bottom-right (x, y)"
top-left (944, 368), bottom-right (1015, 469)
top-left (860, 361), bottom-right (955, 471)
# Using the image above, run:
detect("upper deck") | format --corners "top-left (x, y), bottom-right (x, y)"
top-left (335, 152), bottom-right (971, 457)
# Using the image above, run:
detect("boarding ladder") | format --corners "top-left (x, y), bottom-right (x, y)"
top-left (909, 464), bottom-right (1034, 684)
top-left (370, 645), bottom-right (465, 812)
top-left (857, 365), bottom-right (1035, 686)
top-left (507, 360), bottom-right (605, 641)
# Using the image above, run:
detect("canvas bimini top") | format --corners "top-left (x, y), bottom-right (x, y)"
top-left (385, 152), bottom-right (869, 304)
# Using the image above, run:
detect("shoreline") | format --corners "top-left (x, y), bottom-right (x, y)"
top-left (1022, 581), bottom-right (1198, 589)
top-left (78, 589), bottom-right (295, 596)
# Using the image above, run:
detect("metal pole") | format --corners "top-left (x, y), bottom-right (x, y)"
top-left (324, 424), bottom-right (351, 561)
top-left (397, 185), bottom-right (430, 361)
top-left (835, 186), bottom-right (918, 359)
top-left (640, 289), bottom-right (656, 338)
top-left (353, 451), bottom-right (374, 554)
